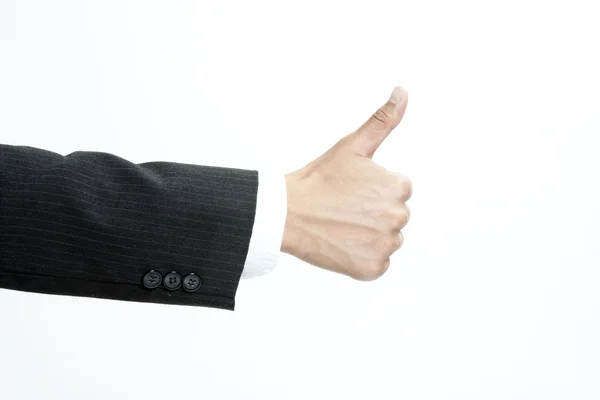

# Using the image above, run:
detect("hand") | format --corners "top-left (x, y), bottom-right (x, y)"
top-left (281, 86), bottom-right (412, 280)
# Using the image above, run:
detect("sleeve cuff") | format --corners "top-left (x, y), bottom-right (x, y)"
top-left (241, 170), bottom-right (287, 278)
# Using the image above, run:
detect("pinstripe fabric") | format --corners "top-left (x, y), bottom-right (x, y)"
top-left (0, 144), bottom-right (258, 310)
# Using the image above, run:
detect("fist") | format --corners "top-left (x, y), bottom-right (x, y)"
top-left (281, 86), bottom-right (412, 280)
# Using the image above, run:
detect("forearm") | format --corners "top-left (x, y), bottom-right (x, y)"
top-left (0, 144), bottom-right (257, 310)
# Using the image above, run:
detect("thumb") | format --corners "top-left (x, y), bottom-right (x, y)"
top-left (348, 86), bottom-right (408, 158)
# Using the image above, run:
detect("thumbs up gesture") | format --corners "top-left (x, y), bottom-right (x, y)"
top-left (281, 86), bottom-right (412, 280)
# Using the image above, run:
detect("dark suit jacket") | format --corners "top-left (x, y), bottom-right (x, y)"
top-left (0, 144), bottom-right (258, 310)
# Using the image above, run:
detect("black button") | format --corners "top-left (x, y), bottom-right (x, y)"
top-left (143, 270), bottom-right (162, 289)
top-left (183, 273), bottom-right (202, 292)
top-left (163, 271), bottom-right (182, 290)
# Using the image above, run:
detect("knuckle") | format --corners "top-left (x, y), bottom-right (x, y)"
top-left (372, 259), bottom-right (391, 279)
top-left (399, 209), bottom-right (410, 228)
top-left (352, 259), bottom-right (390, 281)
top-left (370, 106), bottom-right (392, 127)
top-left (389, 208), bottom-right (410, 230)
top-left (380, 235), bottom-right (400, 254)
top-left (398, 177), bottom-right (413, 200)
top-left (389, 173), bottom-right (412, 201)
top-left (380, 235), bottom-right (397, 254)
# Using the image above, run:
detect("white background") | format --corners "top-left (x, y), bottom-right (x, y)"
top-left (1, 1), bottom-right (599, 399)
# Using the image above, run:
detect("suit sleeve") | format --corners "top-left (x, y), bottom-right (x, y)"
top-left (0, 144), bottom-right (258, 310)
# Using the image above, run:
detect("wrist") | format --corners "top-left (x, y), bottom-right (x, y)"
top-left (280, 171), bottom-right (310, 258)
top-left (281, 173), bottom-right (297, 255)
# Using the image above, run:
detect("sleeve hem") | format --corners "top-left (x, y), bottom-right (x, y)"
top-left (0, 271), bottom-right (236, 310)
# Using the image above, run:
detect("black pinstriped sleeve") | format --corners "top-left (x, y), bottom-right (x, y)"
top-left (0, 144), bottom-right (258, 310)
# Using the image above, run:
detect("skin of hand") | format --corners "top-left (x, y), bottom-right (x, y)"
top-left (281, 86), bottom-right (412, 281)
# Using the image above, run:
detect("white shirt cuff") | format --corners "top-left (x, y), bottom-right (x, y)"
top-left (241, 170), bottom-right (287, 278)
